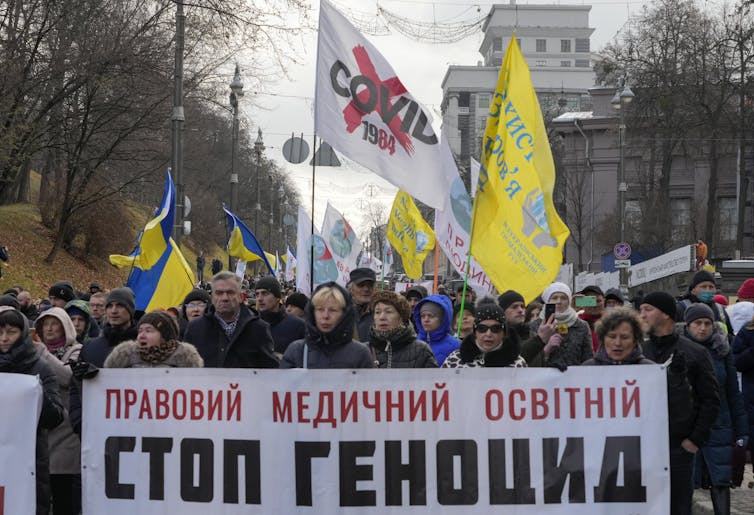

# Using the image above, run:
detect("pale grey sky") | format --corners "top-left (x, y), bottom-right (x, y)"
top-left (242, 0), bottom-right (646, 235)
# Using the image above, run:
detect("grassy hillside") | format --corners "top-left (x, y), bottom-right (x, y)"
top-left (0, 201), bottom-right (226, 301)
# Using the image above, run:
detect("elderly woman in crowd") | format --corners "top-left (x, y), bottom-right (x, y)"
top-left (178, 288), bottom-right (211, 338)
top-left (525, 282), bottom-right (593, 369)
top-left (443, 299), bottom-right (526, 368)
top-left (684, 303), bottom-right (747, 515)
top-left (0, 307), bottom-right (64, 515)
top-left (281, 282), bottom-right (373, 369)
top-left (34, 307), bottom-right (83, 515)
top-left (582, 308), bottom-right (654, 365)
top-left (367, 290), bottom-right (437, 368)
top-left (105, 310), bottom-right (203, 368)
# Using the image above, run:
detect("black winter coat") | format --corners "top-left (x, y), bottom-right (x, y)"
top-left (643, 332), bottom-right (720, 447)
top-left (281, 282), bottom-right (373, 369)
top-left (690, 330), bottom-right (748, 487)
top-left (184, 304), bottom-right (279, 368)
top-left (732, 326), bottom-right (754, 450)
top-left (260, 309), bottom-right (306, 355)
top-left (70, 322), bottom-right (137, 434)
top-left (368, 324), bottom-right (437, 368)
top-left (0, 332), bottom-right (64, 515)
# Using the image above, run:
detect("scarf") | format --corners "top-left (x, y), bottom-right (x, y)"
top-left (542, 307), bottom-right (579, 334)
top-left (138, 338), bottom-right (178, 365)
top-left (593, 343), bottom-right (647, 365)
top-left (44, 336), bottom-right (68, 359)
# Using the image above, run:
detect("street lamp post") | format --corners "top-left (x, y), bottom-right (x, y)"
top-left (611, 77), bottom-right (635, 295)
top-left (229, 64), bottom-right (244, 270)
top-left (171, 0), bottom-right (185, 243)
top-left (254, 129), bottom-right (264, 233)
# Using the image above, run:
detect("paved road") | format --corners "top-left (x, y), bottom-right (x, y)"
top-left (693, 465), bottom-right (754, 514)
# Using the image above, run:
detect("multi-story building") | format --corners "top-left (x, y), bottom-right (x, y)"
top-left (441, 2), bottom-right (596, 165)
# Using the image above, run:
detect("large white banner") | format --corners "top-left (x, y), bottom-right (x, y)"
top-left (0, 374), bottom-right (42, 515)
top-left (82, 368), bottom-right (669, 514)
top-left (628, 245), bottom-right (694, 288)
top-left (314, 0), bottom-right (451, 209)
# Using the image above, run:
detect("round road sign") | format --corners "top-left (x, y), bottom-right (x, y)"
top-left (614, 242), bottom-right (632, 260)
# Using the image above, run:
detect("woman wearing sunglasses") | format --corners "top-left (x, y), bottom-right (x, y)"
top-left (442, 298), bottom-right (526, 368)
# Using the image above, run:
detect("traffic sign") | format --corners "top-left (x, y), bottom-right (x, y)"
top-left (614, 242), bottom-right (632, 260)
top-left (615, 259), bottom-right (631, 268)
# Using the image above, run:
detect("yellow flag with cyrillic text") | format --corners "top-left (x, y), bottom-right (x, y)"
top-left (387, 190), bottom-right (436, 280)
top-left (470, 37), bottom-right (570, 303)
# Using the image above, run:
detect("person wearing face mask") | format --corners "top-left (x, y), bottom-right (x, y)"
top-left (442, 298), bottom-right (526, 368)
top-left (527, 282), bottom-right (593, 369)
top-left (683, 303), bottom-right (747, 514)
top-left (676, 270), bottom-right (733, 336)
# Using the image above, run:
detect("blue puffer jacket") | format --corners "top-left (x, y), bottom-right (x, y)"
top-left (413, 294), bottom-right (460, 366)
top-left (690, 328), bottom-right (748, 487)
top-left (732, 326), bottom-right (754, 452)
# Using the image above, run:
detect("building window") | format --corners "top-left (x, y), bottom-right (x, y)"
top-left (575, 39), bottom-right (590, 52)
top-left (458, 91), bottom-right (470, 108)
top-left (492, 37), bottom-right (503, 51)
top-left (478, 94), bottom-right (490, 109)
top-left (560, 60), bottom-right (571, 67)
top-left (536, 39), bottom-right (547, 52)
top-left (536, 60), bottom-right (547, 67)
top-left (492, 57), bottom-right (502, 66)
top-left (561, 39), bottom-right (571, 53)
top-left (575, 59), bottom-right (590, 68)
top-left (478, 117), bottom-right (487, 130)
top-left (718, 197), bottom-right (737, 241)
top-left (670, 198), bottom-right (692, 244)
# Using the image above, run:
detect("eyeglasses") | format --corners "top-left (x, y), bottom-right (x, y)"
top-left (186, 302), bottom-right (207, 310)
top-left (475, 323), bottom-right (504, 334)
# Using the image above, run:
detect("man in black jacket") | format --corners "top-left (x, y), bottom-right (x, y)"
top-left (254, 275), bottom-right (305, 357)
top-left (640, 291), bottom-right (720, 515)
top-left (185, 272), bottom-right (278, 368)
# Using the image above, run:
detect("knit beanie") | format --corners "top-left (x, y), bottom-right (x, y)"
top-left (139, 311), bottom-right (178, 343)
top-left (255, 276), bottom-right (282, 298)
top-left (64, 299), bottom-right (91, 321)
top-left (684, 303), bottom-right (714, 325)
top-left (641, 291), bottom-right (677, 319)
top-left (285, 292), bottom-right (309, 311)
top-left (713, 294), bottom-right (728, 307)
top-left (419, 301), bottom-right (444, 319)
top-left (371, 290), bottom-right (411, 323)
top-left (689, 270), bottom-right (716, 292)
top-left (0, 295), bottom-right (20, 310)
top-left (475, 298), bottom-right (507, 328)
top-left (541, 282), bottom-right (572, 303)
top-left (49, 281), bottom-right (75, 303)
top-left (497, 290), bottom-right (525, 311)
top-left (182, 288), bottom-right (211, 306)
top-left (106, 287), bottom-right (136, 318)
top-left (737, 278), bottom-right (754, 300)
top-left (405, 285), bottom-right (429, 300)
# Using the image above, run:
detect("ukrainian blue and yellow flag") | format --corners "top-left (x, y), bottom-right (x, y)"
top-left (110, 171), bottom-right (195, 311)
top-left (223, 205), bottom-right (274, 273)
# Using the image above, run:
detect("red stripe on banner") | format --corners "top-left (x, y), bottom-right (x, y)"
top-left (0, 485), bottom-right (4, 515)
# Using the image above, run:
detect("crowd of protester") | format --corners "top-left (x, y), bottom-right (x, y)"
top-left (1, 269), bottom-right (754, 514)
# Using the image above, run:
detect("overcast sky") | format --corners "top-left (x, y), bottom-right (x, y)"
top-left (242, 0), bottom-right (646, 237)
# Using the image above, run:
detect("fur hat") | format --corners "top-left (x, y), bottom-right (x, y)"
top-left (542, 282), bottom-right (572, 303)
top-left (684, 303), bottom-right (715, 325)
top-left (497, 290), bottom-right (525, 311)
top-left (255, 276), bottom-right (282, 298)
top-left (641, 291), bottom-right (677, 319)
top-left (106, 287), bottom-right (135, 318)
top-left (49, 281), bottom-right (75, 303)
top-left (371, 290), bottom-right (411, 323)
top-left (689, 270), bottom-right (716, 292)
top-left (139, 311), bottom-right (178, 343)
top-left (737, 278), bottom-right (754, 301)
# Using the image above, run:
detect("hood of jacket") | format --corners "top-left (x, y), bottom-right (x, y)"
top-left (0, 311), bottom-right (42, 372)
top-left (414, 294), bottom-right (453, 343)
top-left (35, 306), bottom-right (78, 347)
top-left (64, 299), bottom-right (93, 340)
top-left (304, 282), bottom-right (356, 348)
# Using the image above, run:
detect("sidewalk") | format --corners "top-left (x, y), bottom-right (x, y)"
top-left (693, 466), bottom-right (754, 514)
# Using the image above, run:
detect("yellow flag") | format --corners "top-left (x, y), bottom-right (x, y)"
top-left (387, 190), bottom-right (436, 279)
top-left (470, 37), bottom-right (570, 303)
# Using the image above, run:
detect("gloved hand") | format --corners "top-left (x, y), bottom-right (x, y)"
top-left (69, 360), bottom-right (99, 381)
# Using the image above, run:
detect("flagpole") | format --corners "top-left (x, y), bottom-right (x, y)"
top-left (310, 134), bottom-right (317, 294)
top-left (433, 237), bottom-right (439, 294)
top-left (455, 177), bottom-right (483, 338)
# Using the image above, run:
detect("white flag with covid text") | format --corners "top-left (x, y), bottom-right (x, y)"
top-left (314, 0), bottom-right (451, 209)
top-left (82, 367), bottom-right (669, 514)
top-left (0, 374), bottom-right (43, 515)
